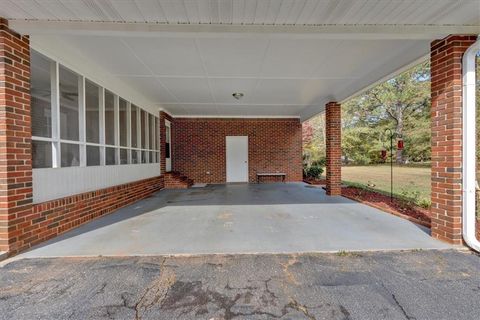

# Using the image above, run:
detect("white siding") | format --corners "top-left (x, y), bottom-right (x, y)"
top-left (33, 164), bottom-right (160, 203)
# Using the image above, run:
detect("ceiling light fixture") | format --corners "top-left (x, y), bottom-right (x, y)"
top-left (232, 92), bottom-right (244, 100)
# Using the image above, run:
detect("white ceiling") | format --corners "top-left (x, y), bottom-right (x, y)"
top-left (1, 0), bottom-right (479, 120)
top-left (30, 34), bottom-right (429, 118)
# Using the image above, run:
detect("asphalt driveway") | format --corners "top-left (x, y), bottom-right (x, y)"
top-left (14, 183), bottom-right (449, 259)
top-left (1, 250), bottom-right (479, 319)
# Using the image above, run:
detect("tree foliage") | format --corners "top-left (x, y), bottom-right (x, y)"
top-left (303, 62), bottom-right (432, 165)
top-left (302, 115), bottom-right (326, 166)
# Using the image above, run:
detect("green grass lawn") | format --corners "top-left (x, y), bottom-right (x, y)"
top-left (341, 164), bottom-right (431, 205)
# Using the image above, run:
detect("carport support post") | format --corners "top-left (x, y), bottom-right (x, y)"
top-left (325, 101), bottom-right (342, 196)
top-left (430, 35), bottom-right (477, 244)
top-left (0, 18), bottom-right (33, 253)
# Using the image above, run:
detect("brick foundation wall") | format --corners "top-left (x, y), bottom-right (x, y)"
top-left (9, 176), bottom-right (164, 255)
top-left (430, 35), bottom-right (477, 244)
top-left (0, 19), bottom-right (32, 252)
top-left (173, 118), bottom-right (302, 183)
top-left (325, 102), bottom-right (342, 196)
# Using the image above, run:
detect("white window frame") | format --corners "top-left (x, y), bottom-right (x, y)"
top-left (31, 50), bottom-right (161, 170)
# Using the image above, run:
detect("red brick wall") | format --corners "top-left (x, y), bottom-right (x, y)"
top-left (173, 118), bottom-right (302, 183)
top-left (9, 176), bottom-right (164, 255)
top-left (0, 19), bottom-right (32, 252)
top-left (325, 102), bottom-right (342, 196)
top-left (430, 35), bottom-right (477, 244)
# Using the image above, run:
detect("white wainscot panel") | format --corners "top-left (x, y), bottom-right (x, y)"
top-left (33, 164), bottom-right (161, 203)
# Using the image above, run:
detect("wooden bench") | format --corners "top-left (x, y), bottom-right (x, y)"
top-left (256, 172), bottom-right (286, 183)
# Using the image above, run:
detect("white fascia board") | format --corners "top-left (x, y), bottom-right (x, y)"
top-left (10, 20), bottom-right (480, 39)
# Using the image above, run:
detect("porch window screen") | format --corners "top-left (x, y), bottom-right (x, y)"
top-left (30, 49), bottom-right (160, 169)
top-left (85, 80), bottom-right (100, 144)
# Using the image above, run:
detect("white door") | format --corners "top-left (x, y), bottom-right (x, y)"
top-left (226, 136), bottom-right (248, 182)
top-left (165, 120), bottom-right (172, 172)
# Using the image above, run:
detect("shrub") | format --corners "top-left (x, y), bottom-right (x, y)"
top-left (311, 157), bottom-right (326, 167)
top-left (306, 165), bottom-right (324, 180)
top-left (400, 188), bottom-right (431, 208)
top-left (353, 154), bottom-right (372, 165)
top-left (417, 198), bottom-right (431, 209)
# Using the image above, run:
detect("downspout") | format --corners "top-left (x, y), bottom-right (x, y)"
top-left (462, 36), bottom-right (480, 252)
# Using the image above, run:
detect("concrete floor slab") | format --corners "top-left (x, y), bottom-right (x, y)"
top-left (15, 183), bottom-right (450, 259)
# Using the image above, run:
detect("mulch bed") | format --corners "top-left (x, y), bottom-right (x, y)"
top-left (342, 186), bottom-right (480, 237)
top-left (303, 178), bottom-right (326, 185)
top-left (341, 186), bottom-right (432, 228)
top-left (306, 183), bottom-right (480, 238)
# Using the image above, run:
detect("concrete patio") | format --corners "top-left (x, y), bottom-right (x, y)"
top-left (14, 183), bottom-right (450, 259)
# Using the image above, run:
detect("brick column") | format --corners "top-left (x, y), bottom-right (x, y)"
top-left (325, 101), bottom-right (342, 196)
top-left (430, 35), bottom-right (477, 244)
top-left (0, 18), bottom-right (33, 253)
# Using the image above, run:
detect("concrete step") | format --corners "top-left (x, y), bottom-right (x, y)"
top-left (165, 171), bottom-right (194, 189)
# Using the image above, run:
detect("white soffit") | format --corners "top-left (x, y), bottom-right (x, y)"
top-left (2, 0), bottom-right (479, 120)
top-left (1, 0), bottom-right (479, 26)
top-left (30, 34), bottom-right (431, 119)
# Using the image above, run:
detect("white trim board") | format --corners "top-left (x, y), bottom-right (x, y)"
top-left (10, 20), bottom-right (480, 39)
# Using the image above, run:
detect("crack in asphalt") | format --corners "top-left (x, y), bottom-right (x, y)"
top-left (159, 278), bottom-right (287, 319)
top-left (339, 305), bottom-right (352, 320)
top-left (134, 257), bottom-right (174, 320)
top-left (391, 293), bottom-right (417, 320)
top-left (262, 278), bottom-right (278, 306)
top-left (282, 255), bottom-right (300, 285)
top-left (283, 298), bottom-right (317, 320)
top-left (96, 282), bottom-right (107, 295)
top-left (376, 280), bottom-right (416, 320)
top-left (1, 251), bottom-right (479, 319)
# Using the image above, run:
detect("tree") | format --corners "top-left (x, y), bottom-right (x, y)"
top-left (303, 62), bottom-right (431, 165)
top-left (302, 121), bottom-right (314, 146)
top-left (342, 62), bottom-right (430, 164)
top-left (302, 114), bottom-right (326, 166)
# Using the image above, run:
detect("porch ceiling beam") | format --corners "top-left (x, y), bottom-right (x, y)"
top-left (9, 20), bottom-right (480, 39)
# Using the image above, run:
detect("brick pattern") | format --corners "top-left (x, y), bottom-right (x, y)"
top-left (325, 102), bottom-right (342, 196)
top-left (173, 118), bottom-right (302, 183)
top-left (164, 172), bottom-right (193, 189)
top-left (430, 35), bottom-right (477, 244)
top-left (9, 176), bottom-right (164, 255)
top-left (0, 19), bottom-right (32, 252)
